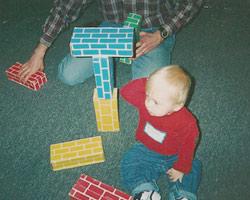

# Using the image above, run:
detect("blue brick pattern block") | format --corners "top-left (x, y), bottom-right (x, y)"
top-left (93, 57), bottom-right (114, 99)
top-left (70, 27), bottom-right (135, 57)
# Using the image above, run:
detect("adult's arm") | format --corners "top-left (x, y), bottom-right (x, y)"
top-left (161, 0), bottom-right (203, 37)
top-left (20, 0), bottom-right (90, 83)
top-left (134, 0), bottom-right (203, 60)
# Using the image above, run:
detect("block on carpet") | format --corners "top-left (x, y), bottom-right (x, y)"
top-left (69, 174), bottom-right (133, 200)
top-left (6, 62), bottom-right (47, 91)
top-left (50, 136), bottom-right (105, 171)
top-left (70, 27), bottom-right (134, 57)
top-left (93, 88), bottom-right (119, 132)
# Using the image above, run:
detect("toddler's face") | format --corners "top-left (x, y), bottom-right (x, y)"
top-left (145, 80), bottom-right (179, 117)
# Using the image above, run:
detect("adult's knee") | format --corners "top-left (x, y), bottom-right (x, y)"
top-left (57, 54), bottom-right (94, 86)
top-left (58, 63), bottom-right (79, 86)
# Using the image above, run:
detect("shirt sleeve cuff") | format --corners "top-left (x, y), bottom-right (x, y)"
top-left (161, 24), bottom-right (176, 37)
top-left (40, 34), bottom-right (54, 47)
top-left (173, 162), bottom-right (191, 174)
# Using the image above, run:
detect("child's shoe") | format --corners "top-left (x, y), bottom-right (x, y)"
top-left (134, 190), bottom-right (161, 200)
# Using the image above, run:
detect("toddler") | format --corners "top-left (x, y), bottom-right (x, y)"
top-left (120, 65), bottom-right (202, 200)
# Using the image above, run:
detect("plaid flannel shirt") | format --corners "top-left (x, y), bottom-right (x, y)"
top-left (40, 0), bottom-right (203, 47)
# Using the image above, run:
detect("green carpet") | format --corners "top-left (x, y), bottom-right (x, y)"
top-left (1, 0), bottom-right (250, 199)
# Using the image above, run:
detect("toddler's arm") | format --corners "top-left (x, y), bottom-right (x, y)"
top-left (120, 78), bottom-right (147, 108)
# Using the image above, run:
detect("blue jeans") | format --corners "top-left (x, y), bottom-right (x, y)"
top-left (58, 21), bottom-right (175, 86)
top-left (121, 142), bottom-right (202, 200)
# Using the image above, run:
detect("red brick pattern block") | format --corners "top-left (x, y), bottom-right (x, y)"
top-left (69, 174), bottom-right (133, 200)
top-left (6, 62), bottom-right (47, 91)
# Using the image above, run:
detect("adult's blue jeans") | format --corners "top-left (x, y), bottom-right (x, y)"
top-left (121, 142), bottom-right (202, 200)
top-left (58, 21), bottom-right (175, 86)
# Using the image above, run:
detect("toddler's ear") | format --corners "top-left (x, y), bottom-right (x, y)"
top-left (173, 103), bottom-right (184, 112)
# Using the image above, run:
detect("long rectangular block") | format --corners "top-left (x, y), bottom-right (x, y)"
top-left (70, 27), bottom-right (134, 57)
top-left (124, 13), bottom-right (142, 42)
top-left (93, 57), bottom-right (114, 99)
top-left (50, 136), bottom-right (105, 171)
top-left (6, 62), bottom-right (47, 91)
top-left (93, 88), bottom-right (119, 132)
top-left (69, 174), bottom-right (133, 200)
top-left (120, 13), bottom-right (142, 65)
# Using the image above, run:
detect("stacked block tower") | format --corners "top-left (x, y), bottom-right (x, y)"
top-left (120, 13), bottom-right (142, 65)
top-left (70, 26), bottom-right (135, 132)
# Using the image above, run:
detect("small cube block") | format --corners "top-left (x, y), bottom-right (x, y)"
top-left (50, 136), bottom-right (105, 171)
top-left (69, 174), bottom-right (133, 200)
top-left (6, 62), bottom-right (47, 91)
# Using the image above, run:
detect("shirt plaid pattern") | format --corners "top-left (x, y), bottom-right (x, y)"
top-left (41, 0), bottom-right (203, 47)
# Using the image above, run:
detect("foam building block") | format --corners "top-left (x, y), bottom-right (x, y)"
top-left (93, 57), bottom-right (114, 99)
top-left (120, 13), bottom-right (142, 65)
top-left (6, 62), bottom-right (47, 91)
top-left (50, 136), bottom-right (105, 171)
top-left (70, 27), bottom-right (134, 57)
top-left (93, 88), bottom-right (119, 132)
top-left (69, 174), bottom-right (133, 200)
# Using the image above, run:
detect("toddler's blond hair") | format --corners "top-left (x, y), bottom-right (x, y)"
top-left (146, 65), bottom-right (191, 105)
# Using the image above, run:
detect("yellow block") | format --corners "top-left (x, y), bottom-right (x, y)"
top-left (93, 88), bottom-right (120, 132)
top-left (50, 136), bottom-right (105, 171)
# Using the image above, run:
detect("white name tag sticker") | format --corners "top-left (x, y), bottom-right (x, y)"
top-left (144, 122), bottom-right (167, 143)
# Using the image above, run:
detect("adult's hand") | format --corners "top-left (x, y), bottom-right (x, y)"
top-left (133, 30), bottom-right (164, 60)
top-left (19, 43), bottom-right (48, 83)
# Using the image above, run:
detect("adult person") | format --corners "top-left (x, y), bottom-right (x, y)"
top-left (19, 0), bottom-right (203, 84)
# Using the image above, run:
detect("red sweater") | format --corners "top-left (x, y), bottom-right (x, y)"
top-left (120, 78), bottom-right (199, 174)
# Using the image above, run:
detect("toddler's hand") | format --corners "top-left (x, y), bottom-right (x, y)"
top-left (166, 168), bottom-right (184, 183)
